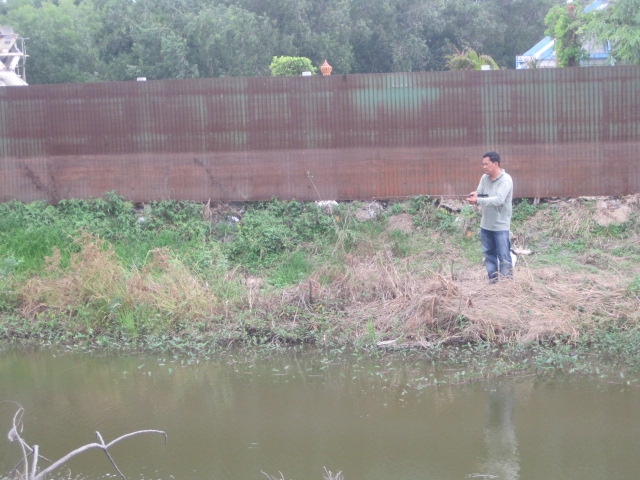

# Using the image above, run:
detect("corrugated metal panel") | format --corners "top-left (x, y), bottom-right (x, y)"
top-left (0, 67), bottom-right (639, 203)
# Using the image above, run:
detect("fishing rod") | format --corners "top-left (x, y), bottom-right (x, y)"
top-left (307, 171), bottom-right (488, 201)
top-left (425, 194), bottom-right (488, 198)
top-left (368, 193), bottom-right (489, 201)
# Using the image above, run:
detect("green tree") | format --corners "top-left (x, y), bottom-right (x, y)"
top-left (484, 0), bottom-right (561, 69)
top-left (129, 29), bottom-right (199, 80)
top-left (302, 0), bottom-right (355, 73)
top-left (185, 3), bottom-right (288, 77)
top-left (91, 0), bottom-right (136, 81)
top-left (349, 0), bottom-right (436, 72)
top-left (0, 0), bottom-right (577, 83)
top-left (445, 47), bottom-right (499, 70)
top-left (269, 56), bottom-right (316, 76)
top-left (420, 0), bottom-right (503, 71)
top-left (580, 0), bottom-right (640, 65)
top-left (93, 0), bottom-right (199, 81)
top-left (2, 0), bottom-right (105, 84)
top-left (351, 0), bottom-right (505, 72)
top-left (348, 0), bottom-right (403, 72)
top-left (545, 2), bottom-right (588, 67)
top-left (237, 0), bottom-right (355, 74)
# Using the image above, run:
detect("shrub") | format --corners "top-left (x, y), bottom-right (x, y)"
top-left (512, 199), bottom-right (541, 224)
top-left (269, 56), bottom-right (317, 76)
top-left (227, 199), bottom-right (335, 267)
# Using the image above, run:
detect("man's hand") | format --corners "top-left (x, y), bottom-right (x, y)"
top-left (467, 191), bottom-right (478, 205)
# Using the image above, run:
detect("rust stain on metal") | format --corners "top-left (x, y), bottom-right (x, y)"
top-left (1, 67), bottom-right (639, 203)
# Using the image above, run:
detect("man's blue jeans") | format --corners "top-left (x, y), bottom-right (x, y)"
top-left (480, 228), bottom-right (512, 282)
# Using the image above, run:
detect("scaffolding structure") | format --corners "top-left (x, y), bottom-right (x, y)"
top-left (0, 26), bottom-right (27, 86)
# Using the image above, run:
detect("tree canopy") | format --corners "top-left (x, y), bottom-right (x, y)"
top-left (545, 2), bottom-right (588, 67)
top-left (2, 0), bottom-right (611, 84)
top-left (546, 0), bottom-right (640, 68)
top-left (580, 0), bottom-right (640, 65)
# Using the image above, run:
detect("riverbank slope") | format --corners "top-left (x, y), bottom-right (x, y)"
top-left (0, 194), bottom-right (638, 357)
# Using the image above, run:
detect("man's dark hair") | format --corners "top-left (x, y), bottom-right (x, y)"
top-left (483, 151), bottom-right (500, 164)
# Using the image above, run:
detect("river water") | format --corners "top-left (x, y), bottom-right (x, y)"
top-left (1, 346), bottom-right (640, 480)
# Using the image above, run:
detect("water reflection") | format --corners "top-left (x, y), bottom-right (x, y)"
top-left (477, 381), bottom-right (520, 479)
top-left (1, 347), bottom-right (640, 480)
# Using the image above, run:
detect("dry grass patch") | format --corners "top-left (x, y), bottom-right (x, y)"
top-left (456, 270), bottom-right (572, 343)
top-left (450, 265), bottom-right (637, 344)
top-left (20, 233), bottom-right (127, 324)
top-left (385, 213), bottom-right (414, 233)
top-left (256, 249), bottom-right (476, 344)
top-left (127, 248), bottom-right (223, 324)
top-left (517, 194), bottom-right (640, 243)
top-left (19, 234), bottom-right (226, 332)
top-left (256, 246), bottom-right (639, 346)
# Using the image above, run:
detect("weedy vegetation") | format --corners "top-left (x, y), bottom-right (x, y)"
top-left (0, 192), bottom-right (639, 371)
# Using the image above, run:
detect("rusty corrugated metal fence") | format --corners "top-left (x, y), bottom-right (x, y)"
top-left (1, 67), bottom-right (638, 203)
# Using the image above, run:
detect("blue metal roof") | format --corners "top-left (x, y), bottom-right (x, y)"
top-left (521, 36), bottom-right (555, 60)
top-left (584, 0), bottom-right (608, 13)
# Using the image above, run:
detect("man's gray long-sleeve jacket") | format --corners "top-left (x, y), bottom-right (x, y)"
top-left (476, 170), bottom-right (513, 231)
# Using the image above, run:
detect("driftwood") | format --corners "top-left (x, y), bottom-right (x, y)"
top-left (6, 406), bottom-right (167, 480)
top-left (262, 467), bottom-right (344, 480)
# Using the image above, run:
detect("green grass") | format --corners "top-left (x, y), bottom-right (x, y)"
top-left (511, 198), bottom-right (542, 225)
top-left (269, 250), bottom-right (313, 286)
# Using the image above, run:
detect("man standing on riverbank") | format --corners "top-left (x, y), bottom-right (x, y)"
top-left (467, 152), bottom-right (513, 282)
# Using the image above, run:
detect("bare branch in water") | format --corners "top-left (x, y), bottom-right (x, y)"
top-left (323, 467), bottom-right (344, 480)
top-left (262, 471), bottom-right (289, 480)
top-left (5, 405), bottom-right (167, 480)
top-left (262, 468), bottom-right (344, 480)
